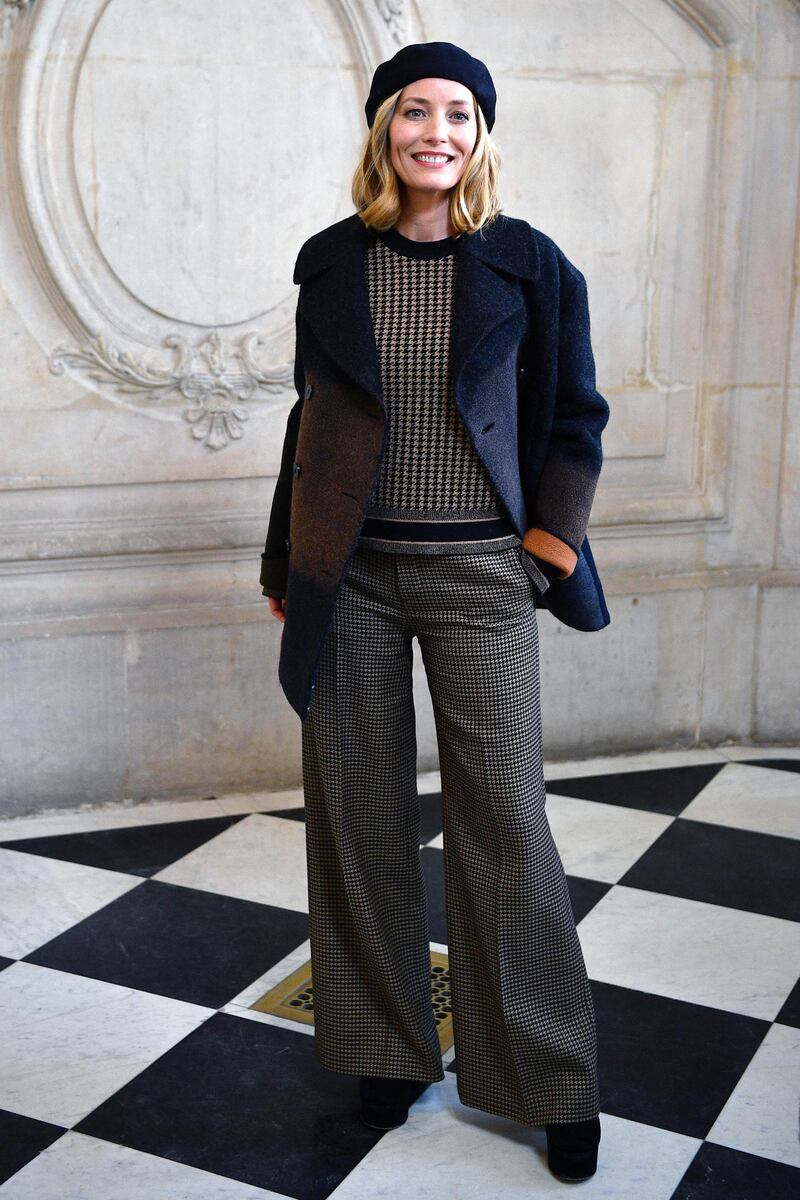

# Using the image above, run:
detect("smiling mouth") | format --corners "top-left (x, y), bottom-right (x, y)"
top-left (411, 153), bottom-right (455, 164)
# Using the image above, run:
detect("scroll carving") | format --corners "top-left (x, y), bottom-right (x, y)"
top-left (49, 331), bottom-right (294, 451)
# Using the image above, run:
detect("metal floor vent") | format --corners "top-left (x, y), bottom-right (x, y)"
top-left (251, 949), bottom-right (454, 1053)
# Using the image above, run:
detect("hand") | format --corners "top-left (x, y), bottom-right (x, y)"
top-left (266, 595), bottom-right (287, 623)
top-left (533, 556), bottom-right (563, 585)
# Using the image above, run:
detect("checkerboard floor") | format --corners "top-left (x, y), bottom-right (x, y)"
top-left (0, 744), bottom-right (798, 1199)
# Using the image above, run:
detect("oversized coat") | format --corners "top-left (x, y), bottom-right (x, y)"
top-left (260, 211), bottom-right (611, 722)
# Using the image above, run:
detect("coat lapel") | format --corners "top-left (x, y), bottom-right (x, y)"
top-left (294, 217), bottom-right (383, 405)
top-left (448, 234), bottom-right (528, 429)
top-left (293, 212), bottom-right (540, 415)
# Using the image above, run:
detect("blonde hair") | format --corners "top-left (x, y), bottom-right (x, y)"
top-left (351, 87), bottom-right (503, 237)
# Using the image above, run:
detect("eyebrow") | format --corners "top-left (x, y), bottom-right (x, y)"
top-left (402, 96), bottom-right (472, 107)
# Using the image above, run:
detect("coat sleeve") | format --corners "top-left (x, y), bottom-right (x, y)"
top-left (520, 264), bottom-right (609, 579)
top-left (260, 295), bottom-right (305, 598)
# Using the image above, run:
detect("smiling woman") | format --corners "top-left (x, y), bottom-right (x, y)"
top-left (259, 39), bottom-right (608, 1184)
top-left (349, 45), bottom-right (504, 242)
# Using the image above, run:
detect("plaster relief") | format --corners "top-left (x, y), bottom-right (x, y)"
top-left (5, 0), bottom-right (384, 450)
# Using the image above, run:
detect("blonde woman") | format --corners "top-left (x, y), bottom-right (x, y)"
top-left (260, 41), bottom-right (609, 1184)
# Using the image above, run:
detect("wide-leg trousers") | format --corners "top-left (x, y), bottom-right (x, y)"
top-left (300, 543), bottom-right (600, 1126)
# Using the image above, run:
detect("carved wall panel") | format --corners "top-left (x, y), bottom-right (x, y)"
top-left (0, 0), bottom-right (797, 810)
top-left (2, 0), bottom-right (403, 452)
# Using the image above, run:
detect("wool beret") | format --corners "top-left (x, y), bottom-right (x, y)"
top-left (364, 41), bottom-right (497, 132)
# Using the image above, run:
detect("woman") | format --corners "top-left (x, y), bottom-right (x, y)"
top-left (261, 41), bottom-right (608, 1183)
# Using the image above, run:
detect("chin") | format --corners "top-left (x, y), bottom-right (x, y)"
top-left (406, 168), bottom-right (458, 184)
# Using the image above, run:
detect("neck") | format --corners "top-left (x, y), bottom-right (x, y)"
top-left (395, 193), bottom-right (453, 242)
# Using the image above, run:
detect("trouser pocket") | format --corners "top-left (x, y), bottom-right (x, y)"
top-left (516, 544), bottom-right (550, 597)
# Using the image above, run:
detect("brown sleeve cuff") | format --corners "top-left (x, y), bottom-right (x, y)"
top-left (520, 528), bottom-right (579, 579)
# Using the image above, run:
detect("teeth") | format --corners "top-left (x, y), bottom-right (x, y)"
top-left (414, 154), bottom-right (450, 163)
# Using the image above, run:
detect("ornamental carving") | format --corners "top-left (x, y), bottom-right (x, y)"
top-left (49, 331), bottom-right (294, 451)
top-left (1, 0), bottom-right (34, 40)
top-left (373, 0), bottom-right (406, 43)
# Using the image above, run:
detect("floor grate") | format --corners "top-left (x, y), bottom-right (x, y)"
top-left (251, 949), bottom-right (455, 1053)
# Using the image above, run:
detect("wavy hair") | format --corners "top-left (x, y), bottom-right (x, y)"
top-left (351, 87), bottom-right (503, 237)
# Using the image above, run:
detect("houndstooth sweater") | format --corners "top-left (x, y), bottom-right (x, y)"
top-left (356, 224), bottom-right (523, 555)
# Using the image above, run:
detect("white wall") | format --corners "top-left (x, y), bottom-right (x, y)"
top-left (1, 0), bottom-right (798, 816)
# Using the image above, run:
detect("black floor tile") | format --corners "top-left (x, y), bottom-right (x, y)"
top-left (420, 846), bottom-right (447, 945)
top-left (261, 806), bottom-right (305, 822)
top-left (736, 757), bottom-right (800, 776)
top-left (592, 980), bottom-right (769, 1139)
top-left (546, 763), bottom-right (727, 816)
top-left (0, 814), bottom-right (247, 877)
top-left (774, 975), bottom-right (800, 1029)
top-left (419, 790), bottom-right (444, 844)
top-left (24, 878), bottom-right (309, 1008)
top-left (618, 818), bottom-right (800, 921)
top-left (566, 874), bottom-right (611, 924)
top-left (74, 1012), bottom-right (384, 1200)
top-left (671, 1140), bottom-right (800, 1199)
top-left (0, 1109), bottom-right (66, 1185)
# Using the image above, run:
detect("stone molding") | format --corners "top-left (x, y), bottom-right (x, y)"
top-left (3, 0), bottom-right (402, 449)
top-left (0, 0), bottom-right (795, 570)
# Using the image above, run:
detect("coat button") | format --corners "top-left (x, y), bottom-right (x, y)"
top-left (285, 537), bottom-right (291, 552)
top-left (293, 461), bottom-right (301, 477)
top-left (304, 382), bottom-right (313, 400)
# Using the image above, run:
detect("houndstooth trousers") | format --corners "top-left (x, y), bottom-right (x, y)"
top-left (300, 542), bottom-right (600, 1126)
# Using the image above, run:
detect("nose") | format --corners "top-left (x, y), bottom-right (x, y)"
top-left (424, 112), bottom-right (450, 141)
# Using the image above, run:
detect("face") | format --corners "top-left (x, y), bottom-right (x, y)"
top-left (388, 77), bottom-right (478, 195)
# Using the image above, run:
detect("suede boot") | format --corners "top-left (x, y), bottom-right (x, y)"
top-left (545, 1115), bottom-right (601, 1181)
top-left (359, 1075), bottom-right (433, 1130)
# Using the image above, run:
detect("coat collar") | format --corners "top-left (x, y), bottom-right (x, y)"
top-left (293, 211), bottom-right (540, 284)
top-left (294, 212), bottom-right (539, 413)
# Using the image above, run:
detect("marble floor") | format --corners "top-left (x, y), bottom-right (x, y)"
top-left (0, 744), bottom-right (798, 1199)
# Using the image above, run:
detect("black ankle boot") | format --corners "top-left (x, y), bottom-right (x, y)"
top-left (545, 1115), bottom-right (601, 1180)
top-left (359, 1075), bottom-right (432, 1130)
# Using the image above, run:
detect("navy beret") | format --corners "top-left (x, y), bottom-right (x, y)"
top-left (364, 41), bottom-right (497, 133)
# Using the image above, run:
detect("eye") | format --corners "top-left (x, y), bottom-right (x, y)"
top-left (403, 108), bottom-right (470, 121)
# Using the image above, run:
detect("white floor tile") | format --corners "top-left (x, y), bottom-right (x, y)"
top-left (716, 745), bottom-right (800, 763)
top-left (578, 885), bottom-right (800, 1020)
top-left (0, 1132), bottom-right (281, 1199)
top-left (0, 962), bottom-right (213, 1126)
top-left (417, 770), bottom-right (443, 795)
top-left (545, 794), bottom-right (672, 883)
top-left (0, 798), bottom-right (227, 842)
top-left (328, 1072), bottom-right (700, 1199)
top-left (706, 1021), bottom-right (800, 1168)
top-left (681, 762), bottom-right (800, 840)
top-left (153, 813), bottom-right (308, 912)
top-left (541, 747), bottom-right (730, 781)
top-left (0, 848), bottom-right (141, 959)
top-left (214, 787), bottom-right (304, 816)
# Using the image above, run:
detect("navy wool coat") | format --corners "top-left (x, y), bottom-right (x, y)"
top-left (260, 211), bottom-right (611, 721)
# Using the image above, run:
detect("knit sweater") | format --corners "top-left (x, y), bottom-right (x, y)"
top-left (356, 224), bottom-right (523, 555)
